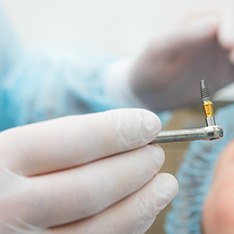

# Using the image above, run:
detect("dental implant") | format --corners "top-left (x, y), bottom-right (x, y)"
top-left (200, 79), bottom-right (216, 126)
top-left (151, 79), bottom-right (223, 143)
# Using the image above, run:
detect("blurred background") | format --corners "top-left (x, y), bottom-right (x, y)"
top-left (1, 0), bottom-right (234, 56)
top-left (1, 0), bottom-right (233, 233)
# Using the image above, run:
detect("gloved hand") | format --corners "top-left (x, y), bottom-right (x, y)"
top-left (0, 109), bottom-right (178, 234)
top-left (129, 12), bottom-right (234, 111)
top-left (203, 140), bottom-right (234, 234)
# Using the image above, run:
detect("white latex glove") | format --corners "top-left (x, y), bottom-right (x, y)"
top-left (0, 109), bottom-right (178, 234)
top-left (107, 12), bottom-right (234, 112)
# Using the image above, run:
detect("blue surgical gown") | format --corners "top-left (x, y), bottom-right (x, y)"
top-left (0, 9), bottom-right (123, 131)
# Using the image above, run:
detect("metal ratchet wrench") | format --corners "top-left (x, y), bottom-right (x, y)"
top-left (151, 80), bottom-right (224, 144)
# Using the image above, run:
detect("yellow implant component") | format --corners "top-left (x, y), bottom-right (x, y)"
top-left (200, 80), bottom-right (216, 126)
top-left (203, 100), bottom-right (214, 117)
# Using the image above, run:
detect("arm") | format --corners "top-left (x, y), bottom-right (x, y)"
top-left (3, 11), bottom-right (234, 131)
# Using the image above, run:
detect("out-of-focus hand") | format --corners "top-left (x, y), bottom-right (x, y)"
top-left (130, 11), bottom-right (234, 111)
top-left (203, 140), bottom-right (234, 234)
top-left (0, 109), bottom-right (178, 234)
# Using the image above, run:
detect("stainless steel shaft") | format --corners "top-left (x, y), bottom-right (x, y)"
top-left (151, 125), bottom-right (223, 144)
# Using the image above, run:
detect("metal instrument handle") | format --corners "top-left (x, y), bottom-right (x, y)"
top-left (151, 125), bottom-right (223, 143)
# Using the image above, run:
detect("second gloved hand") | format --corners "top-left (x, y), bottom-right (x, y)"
top-left (128, 13), bottom-right (234, 111)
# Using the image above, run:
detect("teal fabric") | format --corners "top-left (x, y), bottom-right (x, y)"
top-left (0, 9), bottom-right (124, 130)
top-left (0, 9), bottom-right (171, 131)
top-left (1, 54), bottom-right (120, 130)
top-left (165, 104), bottom-right (234, 233)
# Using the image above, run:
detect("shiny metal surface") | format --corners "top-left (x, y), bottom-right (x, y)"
top-left (151, 125), bottom-right (223, 144)
top-left (205, 116), bottom-right (216, 126)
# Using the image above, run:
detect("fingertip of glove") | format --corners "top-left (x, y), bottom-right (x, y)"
top-left (106, 108), bottom-right (162, 149)
top-left (156, 173), bottom-right (179, 196)
top-left (140, 109), bottom-right (162, 139)
top-left (135, 173), bottom-right (178, 221)
top-left (152, 173), bottom-right (179, 212)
